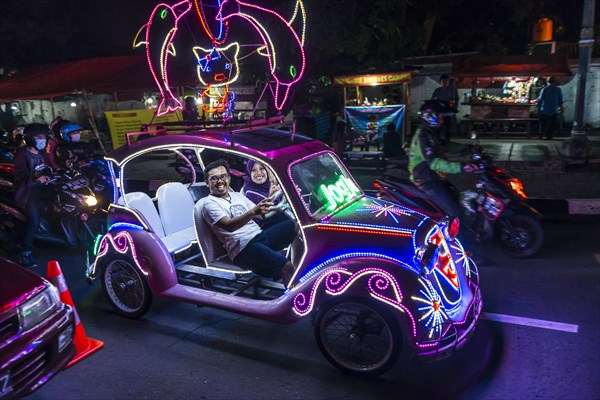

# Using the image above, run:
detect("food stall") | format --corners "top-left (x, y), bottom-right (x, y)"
top-left (452, 54), bottom-right (572, 138)
top-left (333, 71), bottom-right (413, 145)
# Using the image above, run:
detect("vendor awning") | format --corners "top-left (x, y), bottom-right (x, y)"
top-left (333, 71), bottom-right (412, 87)
top-left (0, 55), bottom-right (199, 102)
top-left (452, 54), bottom-right (572, 79)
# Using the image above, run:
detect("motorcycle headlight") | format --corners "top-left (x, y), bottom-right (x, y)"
top-left (84, 196), bottom-right (98, 207)
top-left (18, 285), bottom-right (61, 331)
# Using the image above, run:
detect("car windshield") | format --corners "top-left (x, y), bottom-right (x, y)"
top-left (290, 152), bottom-right (363, 220)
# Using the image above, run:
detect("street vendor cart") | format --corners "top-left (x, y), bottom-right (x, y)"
top-left (333, 71), bottom-right (412, 161)
top-left (452, 54), bottom-right (572, 138)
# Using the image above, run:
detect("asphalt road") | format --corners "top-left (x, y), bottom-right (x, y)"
top-left (7, 218), bottom-right (598, 400)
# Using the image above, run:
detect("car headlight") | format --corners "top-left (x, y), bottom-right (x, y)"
top-left (414, 243), bottom-right (439, 276)
top-left (18, 285), bottom-right (61, 331)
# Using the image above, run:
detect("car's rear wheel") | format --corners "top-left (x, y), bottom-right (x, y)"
top-left (314, 297), bottom-right (402, 377)
top-left (101, 255), bottom-right (152, 319)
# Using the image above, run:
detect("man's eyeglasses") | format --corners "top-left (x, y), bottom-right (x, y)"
top-left (208, 173), bottom-right (230, 183)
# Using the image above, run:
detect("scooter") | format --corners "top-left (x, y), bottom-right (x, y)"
top-left (375, 149), bottom-right (544, 258)
top-left (0, 168), bottom-right (106, 251)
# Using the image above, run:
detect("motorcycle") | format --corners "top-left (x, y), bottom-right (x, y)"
top-left (375, 149), bottom-right (544, 258)
top-left (0, 167), bottom-right (106, 252)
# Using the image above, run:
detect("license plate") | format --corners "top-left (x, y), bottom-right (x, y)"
top-left (66, 177), bottom-right (89, 190)
top-left (0, 372), bottom-right (12, 397)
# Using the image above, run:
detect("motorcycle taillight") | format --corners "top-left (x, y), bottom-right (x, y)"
top-left (508, 178), bottom-right (527, 199)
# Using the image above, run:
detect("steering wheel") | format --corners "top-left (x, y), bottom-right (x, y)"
top-left (264, 189), bottom-right (289, 219)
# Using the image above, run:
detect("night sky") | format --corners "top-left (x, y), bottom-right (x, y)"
top-left (0, 0), bottom-right (595, 76)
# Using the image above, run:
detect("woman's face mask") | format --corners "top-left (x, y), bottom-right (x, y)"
top-left (35, 138), bottom-right (47, 150)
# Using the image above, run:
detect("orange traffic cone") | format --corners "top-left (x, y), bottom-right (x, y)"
top-left (47, 260), bottom-right (104, 368)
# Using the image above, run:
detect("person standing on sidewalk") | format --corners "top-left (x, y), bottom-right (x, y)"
top-left (431, 74), bottom-right (458, 144)
top-left (536, 76), bottom-right (563, 140)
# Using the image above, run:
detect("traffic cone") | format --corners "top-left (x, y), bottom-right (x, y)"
top-left (46, 260), bottom-right (104, 368)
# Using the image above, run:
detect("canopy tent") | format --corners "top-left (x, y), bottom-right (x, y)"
top-left (0, 55), bottom-right (200, 102)
top-left (452, 54), bottom-right (572, 88)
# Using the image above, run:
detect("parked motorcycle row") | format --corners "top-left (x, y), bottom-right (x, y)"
top-left (0, 139), bottom-right (111, 254)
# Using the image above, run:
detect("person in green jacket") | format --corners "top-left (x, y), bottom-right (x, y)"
top-left (408, 100), bottom-right (476, 220)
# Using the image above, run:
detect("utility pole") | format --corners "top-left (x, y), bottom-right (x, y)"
top-left (562, 0), bottom-right (595, 158)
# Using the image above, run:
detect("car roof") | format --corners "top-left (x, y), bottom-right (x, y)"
top-left (107, 127), bottom-right (330, 166)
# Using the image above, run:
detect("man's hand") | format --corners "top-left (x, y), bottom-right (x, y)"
top-left (462, 163), bottom-right (478, 173)
top-left (253, 198), bottom-right (274, 216)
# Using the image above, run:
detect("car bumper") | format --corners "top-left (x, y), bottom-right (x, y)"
top-left (413, 287), bottom-right (483, 362)
top-left (0, 304), bottom-right (76, 399)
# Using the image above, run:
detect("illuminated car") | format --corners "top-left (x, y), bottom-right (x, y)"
top-left (0, 257), bottom-right (75, 398)
top-left (86, 120), bottom-right (482, 377)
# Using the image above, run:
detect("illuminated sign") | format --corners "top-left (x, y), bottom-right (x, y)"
top-left (319, 176), bottom-right (361, 212)
top-left (333, 72), bottom-right (412, 87)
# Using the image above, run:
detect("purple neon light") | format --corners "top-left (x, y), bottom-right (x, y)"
top-left (94, 231), bottom-right (148, 276)
top-left (216, 0), bottom-right (306, 110)
top-left (292, 267), bottom-right (417, 338)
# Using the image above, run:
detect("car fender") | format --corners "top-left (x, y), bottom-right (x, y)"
top-left (290, 255), bottom-right (425, 344)
top-left (93, 228), bottom-right (178, 294)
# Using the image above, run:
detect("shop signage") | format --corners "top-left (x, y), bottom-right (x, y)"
top-left (333, 72), bottom-right (412, 86)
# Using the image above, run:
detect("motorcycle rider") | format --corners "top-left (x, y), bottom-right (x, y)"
top-left (13, 123), bottom-right (54, 267)
top-left (47, 122), bottom-right (86, 171)
top-left (408, 100), bottom-right (477, 224)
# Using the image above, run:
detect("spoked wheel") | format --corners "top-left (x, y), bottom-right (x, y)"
top-left (314, 298), bottom-right (402, 377)
top-left (101, 255), bottom-right (152, 319)
top-left (497, 214), bottom-right (544, 258)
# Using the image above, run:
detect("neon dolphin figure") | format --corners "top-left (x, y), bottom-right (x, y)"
top-left (216, 0), bottom-right (306, 110)
top-left (133, 0), bottom-right (192, 116)
top-left (193, 0), bottom-right (229, 45)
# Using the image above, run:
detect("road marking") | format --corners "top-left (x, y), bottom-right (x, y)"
top-left (482, 312), bottom-right (579, 334)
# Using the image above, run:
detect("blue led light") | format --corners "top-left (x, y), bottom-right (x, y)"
top-left (299, 251), bottom-right (420, 283)
top-left (109, 222), bottom-right (144, 231)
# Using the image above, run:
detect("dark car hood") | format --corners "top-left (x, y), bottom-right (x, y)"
top-left (322, 195), bottom-right (429, 231)
top-left (0, 258), bottom-right (46, 313)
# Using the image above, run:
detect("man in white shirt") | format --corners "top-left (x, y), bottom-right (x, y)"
top-left (202, 159), bottom-right (296, 285)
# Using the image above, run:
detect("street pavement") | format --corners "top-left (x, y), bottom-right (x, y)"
top-left (346, 130), bottom-right (600, 218)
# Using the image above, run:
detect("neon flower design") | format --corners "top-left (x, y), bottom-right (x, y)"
top-left (411, 279), bottom-right (449, 341)
top-left (133, 0), bottom-right (192, 115)
top-left (293, 267), bottom-right (418, 338)
top-left (357, 200), bottom-right (415, 224)
top-left (217, 0), bottom-right (306, 110)
top-left (94, 231), bottom-right (148, 276)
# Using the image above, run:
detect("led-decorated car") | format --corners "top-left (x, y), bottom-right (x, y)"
top-left (86, 119), bottom-right (482, 377)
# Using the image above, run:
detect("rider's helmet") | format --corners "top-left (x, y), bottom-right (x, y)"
top-left (23, 123), bottom-right (51, 148)
top-left (419, 99), bottom-right (457, 128)
top-left (60, 123), bottom-right (84, 142)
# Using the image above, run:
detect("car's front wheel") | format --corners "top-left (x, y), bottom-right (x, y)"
top-left (101, 255), bottom-right (152, 319)
top-left (314, 297), bottom-right (402, 377)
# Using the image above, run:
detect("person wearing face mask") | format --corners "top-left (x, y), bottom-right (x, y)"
top-left (47, 122), bottom-right (86, 171)
top-left (13, 123), bottom-right (54, 267)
